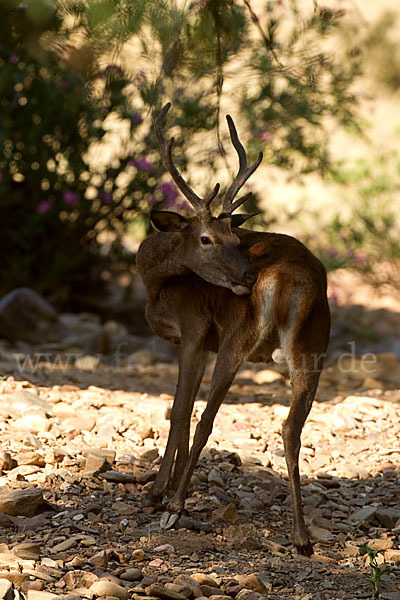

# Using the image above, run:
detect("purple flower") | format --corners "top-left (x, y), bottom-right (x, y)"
top-left (63, 190), bottom-right (80, 207)
top-left (328, 247), bottom-right (339, 257)
top-left (161, 181), bottom-right (179, 202)
top-left (129, 157), bottom-right (155, 172)
top-left (36, 201), bottom-right (51, 215)
top-left (260, 131), bottom-right (272, 143)
top-left (9, 54), bottom-right (20, 65)
top-left (148, 195), bottom-right (158, 207)
top-left (354, 252), bottom-right (367, 265)
top-left (98, 188), bottom-right (113, 204)
top-left (131, 110), bottom-right (143, 125)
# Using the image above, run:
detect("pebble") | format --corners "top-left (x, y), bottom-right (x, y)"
top-left (0, 488), bottom-right (43, 517)
top-left (120, 568), bottom-right (142, 582)
top-left (89, 580), bottom-right (128, 600)
top-left (0, 579), bottom-right (13, 600)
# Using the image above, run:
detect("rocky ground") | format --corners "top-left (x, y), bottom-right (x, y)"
top-left (0, 275), bottom-right (399, 600)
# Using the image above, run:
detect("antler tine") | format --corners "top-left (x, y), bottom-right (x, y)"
top-left (223, 115), bottom-right (263, 213)
top-left (155, 103), bottom-right (216, 215)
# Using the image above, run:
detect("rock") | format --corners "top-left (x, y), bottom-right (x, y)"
top-left (308, 526), bottom-right (334, 542)
top-left (11, 542), bottom-right (40, 560)
top-left (384, 549), bottom-right (400, 563)
top-left (348, 506), bottom-right (377, 524)
top-left (82, 448), bottom-right (116, 463)
top-left (16, 452), bottom-right (45, 468)
top-left (211, 504), bottom-right (239, 525)
top-left (376, 508), bottom-right (400, 529)
top-left (100, 471), bottom-right (136, 483)
top-left (153, 544), bottom-right (175, 554)
top-left (367, 539), bottom-right (394, 551)
top-left (10, 414), bottom-right (50, 433)
top-left (0, 572), bottom-right (30, 586)
top-left (146, 584), bottom-right (188, 600)
top-left (0, 488), bottom-right (43, 517)
top-left (88, 550), bottom-right (108, 568)
top-left (132, 549), bottom-right (146, 561)
top-left (165, 584), bottom-right (192, 598)
top-left (208, 469), bottom-right (224, 488)
top-left (0, 288), bottom-right (58, 343)
top-left (120, 568), bottom-right (142, 582)
top-left (0, 579), bottom-right (13, 600)
top-left (253, 369), bottom-right (283, 384)
top-left (3, 390), bottom-right (51, 416)
top-left (74, 355), bottom-right (101, 371)
top-left (61, 416), bottom-right (96, 433)
top-left (236, 574), bottom-right (271, 594)
top-left (84, 453), bottom-right (108, 476)
top-left (26, 592), bottom-right (58, 600)
top-left (0, 453), bottom-right (16, 471)
top-left (191, 575), bottom-right (219, 588)
top-left (200, 585), bottom-right (221, 597)
top-left (89, 580), bottom-right (128, 600)
top-left (0, 514), bottom-right (13, 529)
top-left (239, 497), bottom-right (264, 512)
top-left (51, 539), bottom-right (77, 553)
top-left (172, 575), bottom-right (203, 598)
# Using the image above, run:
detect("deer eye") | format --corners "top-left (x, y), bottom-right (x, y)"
top-left (200, 236), bottom-right (212, 245)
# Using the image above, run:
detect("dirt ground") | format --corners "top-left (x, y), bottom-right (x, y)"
top-left (0, 271), bottom-right (399, 600)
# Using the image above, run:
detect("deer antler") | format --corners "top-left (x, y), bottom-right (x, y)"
top-left (155, 103), bottom-right (220, 215)
top-left (222, 115), bottom-right (263, 214)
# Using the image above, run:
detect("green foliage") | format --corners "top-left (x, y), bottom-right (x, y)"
top-left (305, 150), bottom-right (400, 288)
top-left (0, 0), bottom-right (371, 301)
top-left (361, 544), bottom-right (392, 600)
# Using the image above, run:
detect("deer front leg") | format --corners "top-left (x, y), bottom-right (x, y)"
top-left (282, 368), bottom-right (320, 556)
top-left (145, 338), bottom-right (206, 504)
top-left (167, 348), bottom-right (241, 514)
top-left (171, 351), bottom-right (207, 491)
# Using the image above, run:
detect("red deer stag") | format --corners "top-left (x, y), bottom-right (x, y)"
top-left (136, 103), bottom-right (330, 555)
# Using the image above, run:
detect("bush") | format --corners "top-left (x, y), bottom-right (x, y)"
top-left (0, 0), bottom-right (365, 303)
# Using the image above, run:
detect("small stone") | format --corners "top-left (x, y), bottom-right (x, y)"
top-left (239, 497), bottom-right (264, 512)
top-left (0, 579), bottom-right (13, 600)
top-left (367, 539), bottom-right (394, 551)
top-left (10, 414), bottom-right (50, 433)
top-left (384, 549), bottom-right (400, 563)
top-left (74, 355), bottom-right (100, 371)
top-left (101, 471), bottom-right (136, 483)
top-left (236, 574), bottom-right (271, 594)
top-left (11, 542), bottom-right (40, 560)
top-left (253, 369), bottom-right (283, 384)
top-left (148, 558), bottom-right (163, 568)
top-left (211, 504), bottom-right (239, 525)
top-left (132, 549), bottom-right (146, 561)
top-left (90, 580), bottom-right (128, 600)
top-left (84, 453), bottom-right (107, 475)
top-left (376, 508), bottom-right (400, 529)
top-left (0, 572), bottom-right (30, 586)
top-left (146, 584), bottom-right (188, 600)
top-left (0, 453), bottom-right (16, 471)
top-left (51, 539), bottom-right (77, 553)
top-left (62, 570), bottom-right (98, 590)
top-left (16, 452), bottom-right (45, 468)
top-left (88, 550), bottom-right (108, 568)
top-left (308, 526), bottom-right (334, 542)
top-left (120, 568), bottom-right (142, 582)
top-left (154, 544), bottom-right (175, 554)
top-left (191, 575), bottom-right (219, 588)
top-left (62, 416), bottom-right (96, 433)
top-left (0, 488), bottom-right (43, 517)
top-left (26, 592), bottom-right (58, 600)
top-left (348, 506), bottom-right (377, 524)
top-left (208, 469), bottom-right (224, 488)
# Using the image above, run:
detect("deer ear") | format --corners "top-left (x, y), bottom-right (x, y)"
top-left (150, 210), bottom-right (189, 232)
top-left (230, 212), bottom-right (260, 228)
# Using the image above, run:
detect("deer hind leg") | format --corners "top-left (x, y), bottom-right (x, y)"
top-left (168, 347), bottom-right (241, 514)
top-left (145, 339), bottom-right (206, 505)
top-left (282, 364), bottom-right (320, 556)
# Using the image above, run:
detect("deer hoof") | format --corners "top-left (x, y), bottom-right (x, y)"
top-left (160, 511), bottom-right (179, 530)
top-left (295, 539), bottom-right (314, 557)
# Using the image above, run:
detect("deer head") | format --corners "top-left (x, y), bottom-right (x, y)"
top-left (151, 103), bottom-right (263, 295)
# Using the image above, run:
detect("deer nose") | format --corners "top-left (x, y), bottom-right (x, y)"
top-left (243, 267), bottom-right (258, 287)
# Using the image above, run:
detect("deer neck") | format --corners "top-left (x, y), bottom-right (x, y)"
top-left (137, 232), bottom-right (189, 303)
